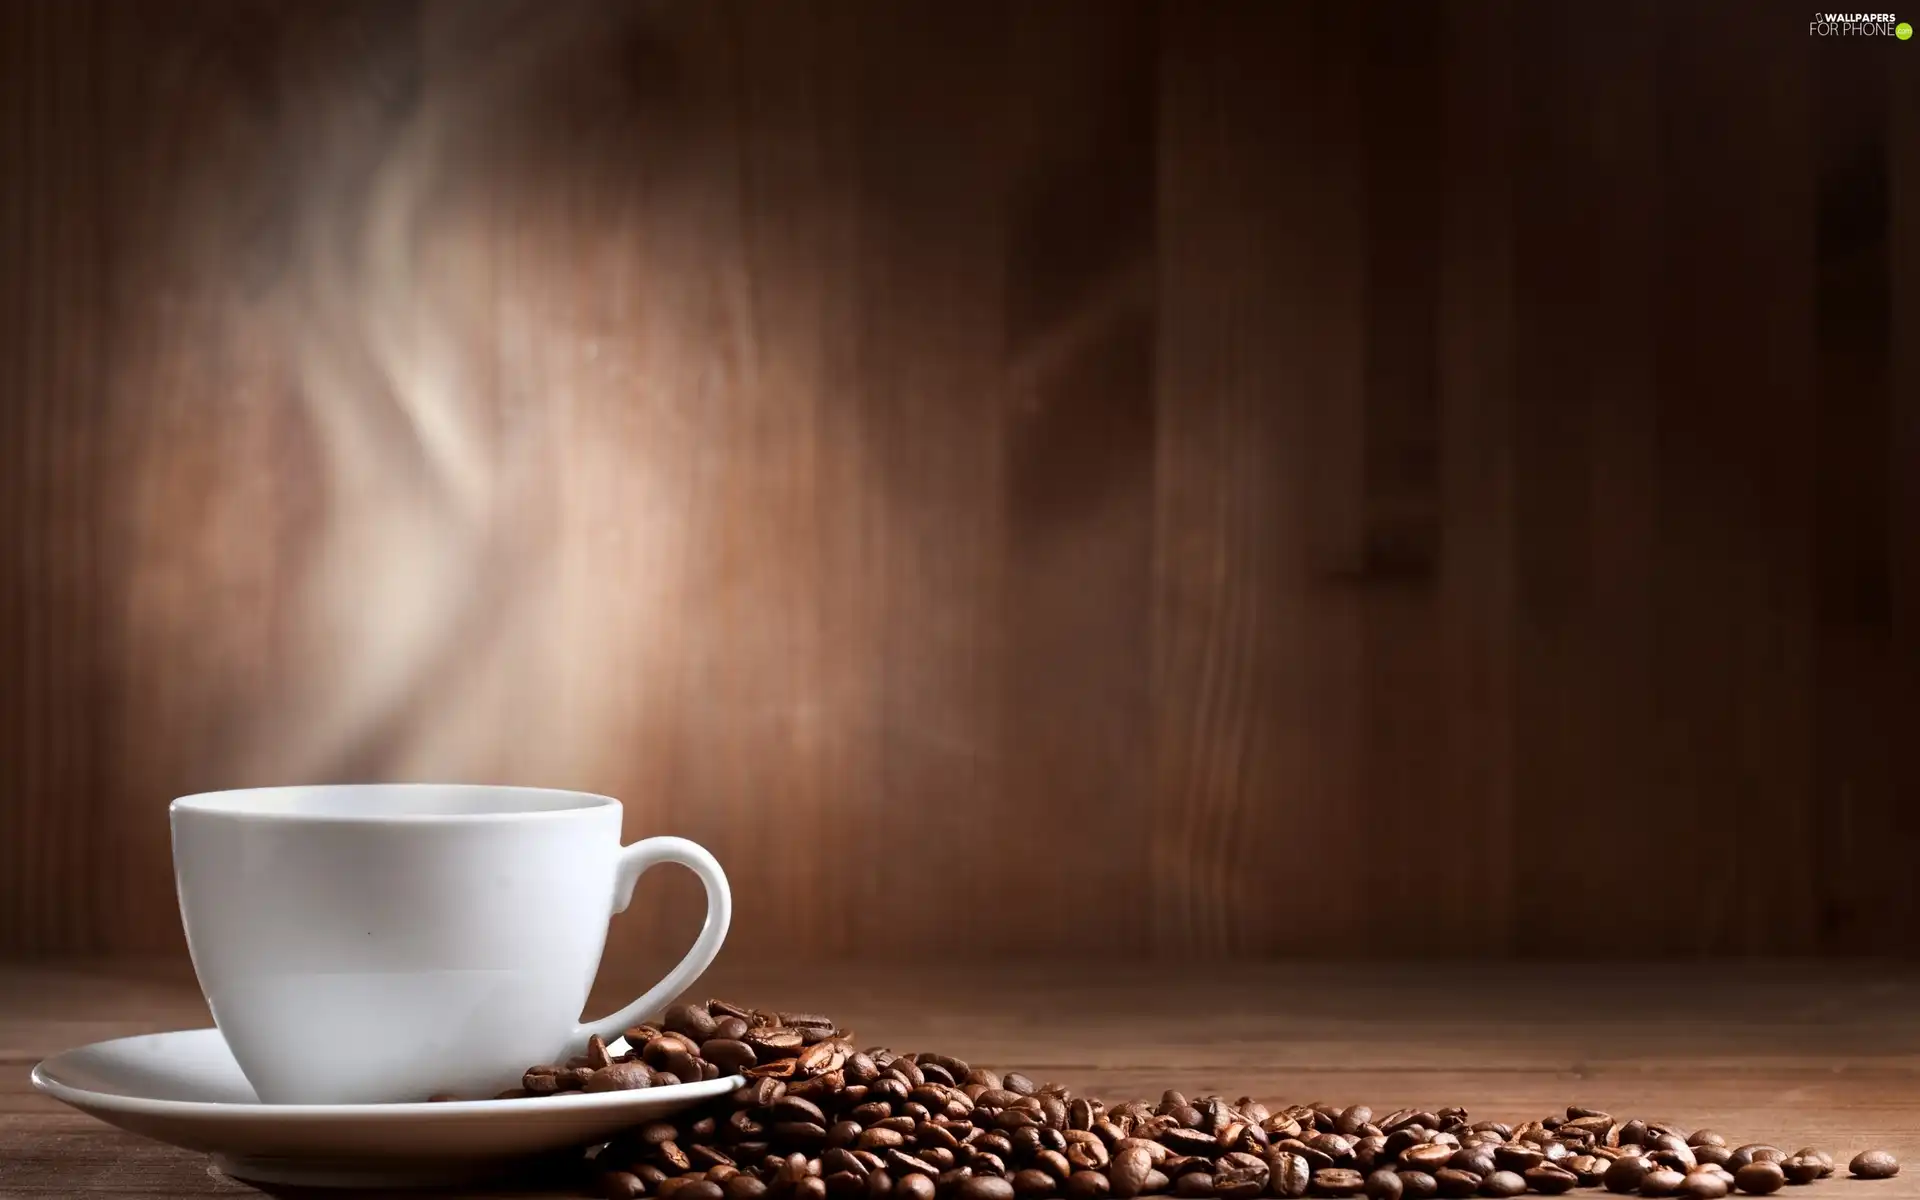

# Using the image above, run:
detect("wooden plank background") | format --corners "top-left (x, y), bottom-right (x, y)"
top-left (0, 0), bottom-right (1914, 964)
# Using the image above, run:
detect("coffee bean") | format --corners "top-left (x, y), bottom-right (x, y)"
top-left (1395, 1172), bottom-right (1437, 1200)
top-left (796, 1179), bottom-right (830, 1200)
top-left (1606, 1157), bottom-right (1654, 1193)
top-left (587, 1062), bottom-right (656, 1093)
top-left (1476, 1172), bottom-right (1523, 1199)
top-left (1338, 1109), bottom-right (1374, 1137)
top-left (598, 1171), bottom-right (647, 1200)
top-left (1272, 1154), bottom-right (1313, 1198)
top-left (1313, 1169), bottom-right (1366, 1197)
top-left (1681, 1172), bottom-right (1728, 1200)
top-left (1403, 1146), bottom-right (1455, 1173)
top-left (1779, 1158), bottom-right (1823, 1186)
top-left (683, 1183), bottom-right (727, 1200)
top-left (958, 1178), bottom-right (1016, 1200)
top-left (1065, 1172), bottom-right (1110, 1200)
top-left (1363, 1170), bottom-right (1402, 1200)
top-left (1112, 1147), bottom-right (1154, 1198)
top-left (1727, 1148), bottom-right (1784, 1172)
top-left (1694, 1146), bottom-right (1732, 1168)
top-left (1448, 1149), bottom-right (1495, 1178)
top-left (1430, 1170), bottom-right (1477, 1200)
top-left (1789, 1150), bottom-right (1832, 1178)
top-left (1641, 1169), bottom-right (1686, 1197)
top-left (1849, 1151), bottom-right (1899, 1180)
top-left (1732, 1163), bottom-right (1785, 1195)
top-left (1688, 1132), bottom-right (1726, 1149)
top-left (1490, 1146), bottom-right (1539, 1175)
top-left (1651, 1149), bottom-right (1699, 1174)
top-left (1174, 1174), bottom-right (1215, 1198)
top-left (1011, 1170), bottom-right (1056, 1199)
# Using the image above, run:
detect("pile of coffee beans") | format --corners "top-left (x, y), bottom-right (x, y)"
top-left (489, 1001), bottom-right (1900, 1200)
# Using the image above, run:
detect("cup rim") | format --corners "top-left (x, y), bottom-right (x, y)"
top-left (170, 783), bottom-right (620, 824)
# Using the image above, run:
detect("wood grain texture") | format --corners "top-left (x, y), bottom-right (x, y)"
top-left (4, 961), bottom-right (1920, 1197)
top-left (0, 0), bottom-right (1917, 961)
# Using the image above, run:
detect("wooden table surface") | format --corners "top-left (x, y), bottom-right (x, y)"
top-left (3, 960), bottom-right (1918, 1198)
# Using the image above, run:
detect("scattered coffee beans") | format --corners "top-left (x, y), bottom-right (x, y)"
top-left (466, 1000), bottom-right (1903, 1200)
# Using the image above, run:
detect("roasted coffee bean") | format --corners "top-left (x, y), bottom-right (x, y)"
top-left (1525, 1164), bottom-right (1578, 1195)
top-left (958, 1177), bottom-right (1016, 1200)
top-left (1272, 1153), bottom-right (1313, 1198)
top-left (1494, 1144), bottom-right (1544, 1175)
top-left (1313, 1169), bottom-right (1366, 1197)
top-left (897, 1178), bottom-right (937, 1200)
top-left (702, 1039), bottom-right (759, 1075)
top-left (1037, 1150), bottom-right (1075, 1182)
top-left (1337, 1109), bottom-right (1373, 1137)
top-left (1641, 1169), bottom-right (1686, 1197)
top-left (1403, 1146), bottom-right (1455, 1173)
top-left (1112, 1148), bottom-right (1155, 1199)
top-left (683, 1182), bottom-right (727, 1200)
top-left (1727, 1149), bottom-right (1784, 1172)
top-left (1363, 1170), bottom-right (1402, 1200)
top-left (1063, 1173), bottom-right (1111, 1200)
top-left (1651, 1149), bottom-right (1699, 1174)
top-left (1447, 1149), bottom-right (1495, 1178)
top-left (1607, 1157), bottom-right (1654, 1193)
top-left (1692, 1146), bottom-right (1732, 1168)
top-left (1395, 1173), bottom-right (1437, 1200)
top-left (1213, 1164), bottom-right (1266, 1199)
top-left (1175, 1174), bottom-right (1215, 1198)
top-left (1476, 1172), bottom-right (1523, 1198)
top-left (1681, 1173), bottom-right (1728, 1200)
top-left (1791, 1151), bottom-right (1832, 1178)
top-left (1619, 1124), bottom-right (1650, 1149)
top-left (1733, 1164), bottom-right (1786, 1195)
top-left (1012, 1170), bottom-right (1057, 1199)
top-left (588, 1062), bottom-right (655, 1093)
top-left (1779, 1158), bottom-right (1822, 1186)
top-left (1431, 1170), bottom-right (1479, 1199)
top-left (1164, 1129), bottom-right (1220, 1157)
top-left (730, 1178), bottom-right (771, 1200)
top-left (598, 1171), bottom-right (648, 1200)
top-left (1849, 1151), bottom-right (1899, 1180)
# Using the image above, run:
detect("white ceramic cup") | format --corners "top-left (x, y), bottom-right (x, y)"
top-left (170, 784), bottom-right (731, 1105)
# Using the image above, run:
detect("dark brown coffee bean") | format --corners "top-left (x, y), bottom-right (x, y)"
top-left (1431, 1170), bottom-right (1478, 1199)
top-left (1618, 1124), bottom-right (1649, 1149)
top-left (599, 1171), bottom-right (648, 1200)
top-left (796, 1180), bottom-right (830, 1200)
top-left (1403, 1146), bottom-right (1455, 1173)
top-left (683, 1183), bottom-right (727, 1200)
top-left (1164, 1129), bottom-right (1220, 1158)
top-left (1727, 1149), bottom-right (1783, 1172)
top-left (1476, 1172), bottom-right (1523, 1199)
top-left (651, 1072), bottom-right (683, 1087)
top-left (1176, 1175), bottom-right (1216, 1198)
top-left (637, 1165), bottom-right (672, 1188)
top-left (1214, 1165), bottom-right (1267, 1200)
top-left (727, 1178), bottom-right (769, 1200)
top-left (895, 1178), bottom-right (936, 1200)
top-left (1790, 1151), bottom-right (1832, 1178)
top-left (1775, 1158), bottom-right (1819, 1187)
top-left (1691, 1146), bottom-right (1730, 1168)
top-left (1685, 1132), bottom-right (1723, 1149)
top-left (1272, 1153), bottom-right (1313, 1198)
top-left (1362, 1170), bottom-right (1402, 1200)
top-left (1063, 1172), bottom-right (1110, 1200)
top-left (1606, 1157), bottom-right (1654, 1193)
top-left (587, 1062), bottom-right (656, 1093)
top-left (1394, 1173), bottom-right (1436, 1200)
top-left (958, 1178), bottom-right (1016, 1200)
top-left (1566, 1156), bottom-right (1606, 1186)
top-left (1849, 1152), bottom-right (1899, 1180)
top-left (1640, 1169), bottom-right (1685, 1198)
top-left (1313, 1170), bottom-right (1366, 1198)
top-left (660, 1141), bottom-right (692, 1172)
top-left (701, 1039), bottom-right (758, 1075)
top-left (1113, 1147), bottom-right (1156, 1199)
top-left (1491, 1145), bottom-right (1541, 1174)
top-left (1732, 1164), bottom-right (1785, 1195)
top-left (1448, 1149), bottom-right (1494, 1179)
top-left (1525, 1165), bottom-right (1578, 1195)
top-left (1010, 1170), bottom-right (1056, 1199)
top-left (1651, 1149), bottom-right (1698, 1174)
top-left (1681, 1173), bottom-right (1727, 1200)
top-left (1336, 1109), bottom-right (1373, 1137)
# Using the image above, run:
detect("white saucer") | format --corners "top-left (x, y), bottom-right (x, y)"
top-left (31, 1028), bottom-right (742, 1188)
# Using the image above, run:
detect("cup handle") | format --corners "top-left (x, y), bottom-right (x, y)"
top-left (573, 836), bottom-right (732, 1050)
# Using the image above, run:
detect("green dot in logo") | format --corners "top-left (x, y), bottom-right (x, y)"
top-left (1899, 20), bottom-right (1914, 38)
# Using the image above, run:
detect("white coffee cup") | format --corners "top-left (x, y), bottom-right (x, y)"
top-left (170, 784), bottom-right (731, 1105)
